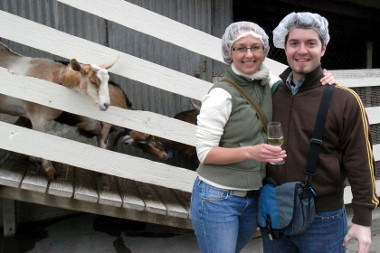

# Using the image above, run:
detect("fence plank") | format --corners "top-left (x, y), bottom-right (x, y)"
top-left (56, 0), bottom-right (287, 76)
top-left (366, 107), bottom-right (380, 124)
top-left (373, 144), bottom-right (380, 161)
top-left (0, 67), bottom-right (195, 145)
top-left (0, 10), bottom-right (211, 100)
top-left (0, 121), bottom-right (196, 193)
top-left (47, 163), bottom-right (75, 198)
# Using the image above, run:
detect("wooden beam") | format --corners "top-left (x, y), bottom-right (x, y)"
top-left (0, 121), bottom-right (196, 193)
top-left (0, 187), bottom-right (193, 230)
top-left (0, 10), bottom-right (211, 101)
top-left (0, 67), bottom-right (196, 146)
top-left (55, 0), bottom-right (287, 75)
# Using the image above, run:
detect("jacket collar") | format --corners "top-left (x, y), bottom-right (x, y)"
top-left (280, 65), bottom-right (324, 91)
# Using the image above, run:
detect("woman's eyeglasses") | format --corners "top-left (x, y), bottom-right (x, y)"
top-left (232, 46), bottom-right (264, 53)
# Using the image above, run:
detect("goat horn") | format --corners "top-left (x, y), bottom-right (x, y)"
top-left (100, 56), bottom-right (120, 69)
top-left (191, 100), bottom-right (201, 111)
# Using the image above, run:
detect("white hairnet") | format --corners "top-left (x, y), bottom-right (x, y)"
top-left (273, 12), bottom-right (330, 49)
top-left (221, 21), bottom-right (270, 64)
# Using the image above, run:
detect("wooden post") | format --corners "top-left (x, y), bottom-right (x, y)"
top-left (2, 198), bottom-right (16, 237)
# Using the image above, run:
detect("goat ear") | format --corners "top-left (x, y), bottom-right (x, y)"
top-left (100, 56), bottom-right (119, 69)
top-left (70, 59), bottom-right (82, 72)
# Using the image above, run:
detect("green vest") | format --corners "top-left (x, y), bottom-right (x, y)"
top-left (196, 69), bottom-right (272, 189)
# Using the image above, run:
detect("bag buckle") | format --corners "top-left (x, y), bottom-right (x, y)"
top-left (310, 138), bottom-right (322, 145)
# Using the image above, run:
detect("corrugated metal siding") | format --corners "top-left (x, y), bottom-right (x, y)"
top-left (108, 0), bottom-right (232, 116)
top-left (0, 0), bottom-right (232, 117)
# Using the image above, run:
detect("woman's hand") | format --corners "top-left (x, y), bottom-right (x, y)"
top-left (320, 69), bottom-right (336, 85)
top-left (203, 144), bottom-right (286, 165)
top-left (247, 144), bottom-right (287, 163)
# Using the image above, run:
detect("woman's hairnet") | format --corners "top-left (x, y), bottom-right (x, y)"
top-left (221, 21), bottom-right (270, 64)
top-left (273, 12), bottom-right (330, 49)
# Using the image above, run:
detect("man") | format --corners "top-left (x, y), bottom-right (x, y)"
top-left (262, 12), bottom-right (379, 253)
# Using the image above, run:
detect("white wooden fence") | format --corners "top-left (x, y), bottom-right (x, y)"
top-left (0, 0), bottom-right (379, 200)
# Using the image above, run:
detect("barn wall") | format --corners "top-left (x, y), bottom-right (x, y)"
top-left (0, 0), bottom-right (231, 117)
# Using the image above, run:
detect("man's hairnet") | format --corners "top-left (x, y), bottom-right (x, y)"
top-left (221, 21), bottom-right (270, 64)
top-left (273, 12), bottom-right (330, 49)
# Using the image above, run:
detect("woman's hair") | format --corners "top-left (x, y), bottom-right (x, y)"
top-left (221, 21), bottom-right (270, 64)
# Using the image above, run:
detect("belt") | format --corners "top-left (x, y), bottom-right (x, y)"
top-left (227, 189), bottom-right (259, 198)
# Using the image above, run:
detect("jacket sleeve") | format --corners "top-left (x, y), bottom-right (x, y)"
top-left (339, 86), bottom-right (379, 226)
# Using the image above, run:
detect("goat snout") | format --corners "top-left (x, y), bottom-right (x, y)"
top-left (100, 103), bottom-right (109, 111)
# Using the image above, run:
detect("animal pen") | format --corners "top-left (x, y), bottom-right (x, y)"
top-left (0, 0), bottom-right (380, 237)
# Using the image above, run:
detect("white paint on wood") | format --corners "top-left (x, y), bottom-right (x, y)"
top-left (137, 184), bottom-right (168, 215)
top-left (57, 0), bottom-right (288, 76)
top-left (335, 77), bottom-right (380, 87)
top-left (96, 174), bottom-right (123, 207)
top-left (373, 144), bottom-right (380, 161)
top-left (0, 121), bottom-right (196, 193)
top-left (57, 0), bottom-right (222, 61)
top-left (0, 68), bottom-right (196, 145)
top-left (47, 163), bottom-right (74, 198)
top-left (0, 187), bottom-right (193, 229)
top-left (0, 153), bottom-right (27, 188)
top-left (74, 169), bottom-right (99, 203)
top-left (154, 186), bottom-right (189, 219)
top-left (118, 178), bottom-right (146, 211)
top-left (0, 10), bottom-right (211, 101)
top-left (366, 107), bottom-right (380, 124)
top-left (344, 180), bottom-right (380, 204)
top-left (20, 164), bottom-right (49, 193)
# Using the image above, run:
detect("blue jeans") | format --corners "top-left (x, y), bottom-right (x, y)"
top-left (261, 207), bottom-right (348, 253)
top-left (190, 178), bottom-right (259, 253)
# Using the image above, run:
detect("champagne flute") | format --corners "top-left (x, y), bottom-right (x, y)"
top-left (267, 121), bottom-right (285, 165)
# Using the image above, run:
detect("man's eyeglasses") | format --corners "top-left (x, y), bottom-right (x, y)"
top-left (232, 46), bottom-right (264, 53)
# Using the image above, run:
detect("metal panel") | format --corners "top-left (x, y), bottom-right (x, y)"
top-left (0, 0), bottom-right (106, 59)
top-left (108, 0), bottom-right (231, 117)
top-left (0, 0), bottom-right (232, 117)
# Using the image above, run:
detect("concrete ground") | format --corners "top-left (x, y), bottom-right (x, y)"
top-left (1, 209), bottom-right (380, 253)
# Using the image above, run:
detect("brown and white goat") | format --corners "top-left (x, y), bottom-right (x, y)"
top-left (0, 41), bottom-right (116, 180)
top-left (56, 81), bottom-right (169, 160)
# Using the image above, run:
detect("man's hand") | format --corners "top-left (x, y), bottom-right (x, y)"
top-left (343, 224), bottom-right (371, 253)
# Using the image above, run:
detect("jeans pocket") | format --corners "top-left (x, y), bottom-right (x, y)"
top-left (315, 208), bottom-right (345, 220)
top-left (200, 184), bottom-right (228, 202)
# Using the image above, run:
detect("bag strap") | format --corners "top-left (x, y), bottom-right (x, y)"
top-left (271, 80), bottom-right (282, 95)
top-left (222, 78), bottom-right (269, 132)
top-left (305, 85), bottom-right (335, 182)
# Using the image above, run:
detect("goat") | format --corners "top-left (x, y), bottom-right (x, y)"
top-left (120, 129), bottom-right (169, 160)
top-left (0, 41), bottom-right (116, 180)
top-left (126, 104), bottom-right (200, 170)
top-left (55, 81), bottom-right (169, 160)
top-left (167, 108), bottom-right (199, 170)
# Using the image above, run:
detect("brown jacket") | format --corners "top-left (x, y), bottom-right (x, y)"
top-left (268, 66), bottom-right (379, 226)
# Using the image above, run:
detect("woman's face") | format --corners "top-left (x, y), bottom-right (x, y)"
top-left (231, 35), bottom-right (265, 75)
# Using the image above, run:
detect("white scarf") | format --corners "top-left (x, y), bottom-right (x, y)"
top-left (231, 63), bottom-right (270, 85)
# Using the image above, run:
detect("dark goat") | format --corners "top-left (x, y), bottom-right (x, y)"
top-left (125, 107), bottom-right (200, 169)
top-left (171, 109), bottom-right (199, 169)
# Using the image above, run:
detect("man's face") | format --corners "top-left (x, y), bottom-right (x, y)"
top-left (285, 28), bottom-right (327, 79)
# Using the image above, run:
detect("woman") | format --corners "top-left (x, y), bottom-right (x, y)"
top-left (190, 21), bottom-right (286, 253)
